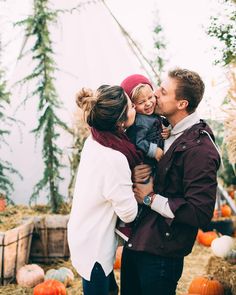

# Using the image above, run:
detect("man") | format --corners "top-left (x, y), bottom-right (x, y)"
top-left (120, 68), bottom-right (221, 295)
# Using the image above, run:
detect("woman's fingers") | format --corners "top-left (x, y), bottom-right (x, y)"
top-left (133, 164), bottom-right (152, 183)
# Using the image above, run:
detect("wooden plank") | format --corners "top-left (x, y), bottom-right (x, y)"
top-left (3, 226), bottom-right (19, 284)
top-left (29, 216), bottom-right (47, 263)
top-left (16, 218), bottom-right (34, 269)
top-left (46, 215), bottom-right (69, 259)
top-left (0, 233), bottom-right (4, 284)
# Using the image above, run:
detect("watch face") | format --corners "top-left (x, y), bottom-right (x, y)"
top-left (143, 195), bottom-right (151, 206)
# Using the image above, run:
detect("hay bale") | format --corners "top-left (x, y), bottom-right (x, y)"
top-left (206, 256), bottom-right (236, 295)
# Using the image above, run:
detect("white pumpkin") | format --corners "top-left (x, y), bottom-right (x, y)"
top-left (45, 267), bottom-right (74, 286)
top-left (16, 264), bottom-right (45, 288)
top-left (211, 235), bottom-right (235, 258)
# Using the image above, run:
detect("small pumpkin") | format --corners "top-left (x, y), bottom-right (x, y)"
top-left (33, 279), bottom-right (66, 295)
top-left (196, 229), bottom-right (218, 247)
top-left (221, 204), bottom-right (232, 217)
top-left (45, 267), bottom-right (74, 286)
top-left (113, 246), bottom-right (123, 269)
top-left (211, 235), bottom-right (234, 257)
top-left (188, 276), bottom-right (224, 295)
top-left (0, 194), bottom-right (6, 212)
top-left (16, 264), bottom-right (44, 288)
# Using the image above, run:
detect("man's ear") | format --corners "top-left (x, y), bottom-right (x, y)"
top-left (177, 99), bottom-right (188, 110)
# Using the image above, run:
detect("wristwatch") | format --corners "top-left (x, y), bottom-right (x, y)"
top-left (143, 192), bottom-right (155, 206)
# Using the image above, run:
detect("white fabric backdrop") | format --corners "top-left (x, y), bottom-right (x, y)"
top-left (2, 0), bottom-right (148, 204)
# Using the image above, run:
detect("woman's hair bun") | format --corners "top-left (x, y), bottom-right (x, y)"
top-left (76, 88), bottom-right (96, 108)
top-left (76, 88), bottom-right (97, 122)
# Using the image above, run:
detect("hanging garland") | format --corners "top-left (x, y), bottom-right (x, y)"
top-left (0, 37), bottom-right (20, 203)
top-left (16, 0), bottom-right (69, 213)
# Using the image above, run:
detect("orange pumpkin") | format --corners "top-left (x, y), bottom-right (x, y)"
top-left (0, 196), bottom-right (6, 212)
top-left (188, 276), bottom-right (224, 295)
top-left (221, 204), bottom-right (232, 217)
top-left (196, 229), bottom-right (218, 247)
top-left (33, 279), bottom-right (66, 295)
top-left (113, 246), bottom-right (123, 269)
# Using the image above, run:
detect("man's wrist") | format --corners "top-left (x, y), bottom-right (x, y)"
top-left (143, 192), bottom-right (155, 206)
top-left (150, 192), bottom-right (156, 205)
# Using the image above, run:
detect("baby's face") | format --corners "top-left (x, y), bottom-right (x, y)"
top-left (134, 85), bottom-right (156, 115)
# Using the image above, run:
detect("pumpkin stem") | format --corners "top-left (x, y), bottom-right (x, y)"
top-left (207, 274), bottom-right (214, 280)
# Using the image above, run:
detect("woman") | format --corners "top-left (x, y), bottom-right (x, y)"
top-left (68, 85), bottom-right (143, 295)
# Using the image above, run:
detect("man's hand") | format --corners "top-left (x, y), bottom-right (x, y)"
top-left (133, 178), bottom-right (154, 204)
top-left (132, 164), bottom-right (152, 183)
top-left (161, 126), bottom-right (170, 139)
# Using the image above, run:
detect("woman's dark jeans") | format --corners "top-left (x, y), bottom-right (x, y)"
top-left (82, 262), bottom-right (118, 295)
top-left (121, 248), bottom-right (184, 295)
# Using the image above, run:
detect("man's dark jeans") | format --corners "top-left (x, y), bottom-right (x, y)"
top-left (82, 262), bottom-right (118, 295)
top-left (121, 248), bottom-right (184, 295)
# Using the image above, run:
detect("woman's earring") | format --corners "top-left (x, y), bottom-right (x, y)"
top-left (118, 122), bottom-right (125, 132)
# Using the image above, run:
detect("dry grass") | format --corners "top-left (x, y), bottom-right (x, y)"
top-left (0, 204), bottom-right (71, 232)
top-left (0, 242), bottom-right (216, 295)
top-left (177, 243), bottom-right (213, 294)
top-left (0, 206), bottom-right (234, 294)
top-left (206, 256), bottom-right (236, 295)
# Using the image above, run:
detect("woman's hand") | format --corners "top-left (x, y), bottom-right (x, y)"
top-left (132, 164), bottom-right (152, 183)
top-left (133, 177), bottom-right (154, 204)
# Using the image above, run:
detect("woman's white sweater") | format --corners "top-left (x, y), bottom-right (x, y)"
top-left (68, 135), bottom-right (138, 280)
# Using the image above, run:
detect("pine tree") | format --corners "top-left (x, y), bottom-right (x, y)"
top-left (207, 0), bottom-right (236, 181)
top-left (207, 0), bottom-right (236, 66)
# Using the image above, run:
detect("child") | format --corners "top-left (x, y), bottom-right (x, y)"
top-left (121, 74), bottom-right (170, 165)
top-left (115, 74), bottom-right (170, 242)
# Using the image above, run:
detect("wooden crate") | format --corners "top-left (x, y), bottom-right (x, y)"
top-left (0, 218), bottom-right (34, 285)
top-left (30, 215), bottom-right (70, 264)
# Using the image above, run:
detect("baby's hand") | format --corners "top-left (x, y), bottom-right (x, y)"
top-left (155, 147), bottom-right (164, 161)
top-left (161, 127), bottom-right (170, 139)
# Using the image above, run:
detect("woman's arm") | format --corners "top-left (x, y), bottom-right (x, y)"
top-left (104, 153), bottom-right (138, 223)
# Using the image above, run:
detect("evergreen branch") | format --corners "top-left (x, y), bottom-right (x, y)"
top-left (16, 0), bottom-right (71, 212)
top-left (0, 38), bottom-right (19, 203)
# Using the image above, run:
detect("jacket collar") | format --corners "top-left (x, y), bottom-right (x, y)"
top-left (162, 119), bottom-right (210, 163)
top-left (171, 112), bottom-right (200, 136)
top-left (164, 112), bottom-right (200, 153)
